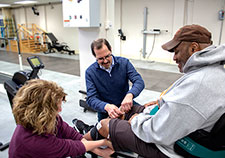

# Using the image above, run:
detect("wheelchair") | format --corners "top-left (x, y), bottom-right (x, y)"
top-left (174, 113), bottom-right (225, 158)
top-left (78, 91), bottom-right (225, 158)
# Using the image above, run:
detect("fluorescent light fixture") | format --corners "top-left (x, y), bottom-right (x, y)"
top-left (14, 1), bottom-right (38, 5)
top-left (0, 4), bottom-right (11, 7)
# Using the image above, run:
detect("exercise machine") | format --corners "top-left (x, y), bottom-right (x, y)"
top-left (4, 56), bottom-right (44, 107)
top-left (43, 32), bottom-right (75, 55)
top-left (1, 56), bottom-right (44, 151)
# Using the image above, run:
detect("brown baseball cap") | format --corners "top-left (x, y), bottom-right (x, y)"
top-left (162, 24), bottom-right (212, 52)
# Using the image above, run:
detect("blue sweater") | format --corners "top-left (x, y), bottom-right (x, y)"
top-left (85, 56), bottom-right (145, 112)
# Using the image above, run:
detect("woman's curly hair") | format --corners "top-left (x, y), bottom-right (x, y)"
top-left (12, 79), bottom-right (67, 135)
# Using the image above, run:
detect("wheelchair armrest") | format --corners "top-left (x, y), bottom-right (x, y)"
top-left (79, 90), bottom-right (87, 95)
top-left (0, 142), bottom-right (10, 151)
top-left (175, 136), bottom-right (225, 158)
top-left (78, 90), bottom-right (96, 112)
top-left (79, 99), bottom-right (96, 112)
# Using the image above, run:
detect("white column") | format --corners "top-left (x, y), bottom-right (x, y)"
top-left (172, 0), bottom-right (186, 34)
top-left (105, 0), bottom-right (115, 52)
top-left (79, 28), bottom-right (100, 90)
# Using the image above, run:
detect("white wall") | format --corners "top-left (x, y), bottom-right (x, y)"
top-left (9, 0), bottom-right (225, 64)
top-left (115, 0), bottom-right (225, 64)
top-left (191, 0), bottom-right (224, 44)
top-left (115, 0), bottom-right (176, 63)
top-left (13, 8), bottom-right (26, 25)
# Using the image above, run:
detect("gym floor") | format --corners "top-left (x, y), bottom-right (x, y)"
top-left (0, 50), bottom-right (182, 157)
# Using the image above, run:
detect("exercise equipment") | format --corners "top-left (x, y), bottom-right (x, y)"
top-left (43, 32), bottom-right (75, 55)
top-left (4, 56), bottom-right (44, 107)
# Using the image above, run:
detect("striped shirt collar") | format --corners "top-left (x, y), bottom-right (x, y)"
top-left (99, 56), bottom-right (115, 73)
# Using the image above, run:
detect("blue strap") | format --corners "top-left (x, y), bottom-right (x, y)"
top-left (149, 106), bottom-right (159, 115)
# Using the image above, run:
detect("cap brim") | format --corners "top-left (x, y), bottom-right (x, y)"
top-left (162, 39), bottom-right (181, 52)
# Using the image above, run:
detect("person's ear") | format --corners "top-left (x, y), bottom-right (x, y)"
top-left (190, 42), bottom-right (200, 53)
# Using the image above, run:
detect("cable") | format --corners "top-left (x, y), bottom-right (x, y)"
top-left (146, 34), bottom-right (156, 59)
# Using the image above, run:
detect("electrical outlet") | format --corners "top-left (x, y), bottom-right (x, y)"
top-left (143, 29), bottom-right (161, 35)
top-left (105, 20), bottom-right (112, 30)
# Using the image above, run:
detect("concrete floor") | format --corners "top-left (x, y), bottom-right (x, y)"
top-left (0, 50), bottom-right (181, 157)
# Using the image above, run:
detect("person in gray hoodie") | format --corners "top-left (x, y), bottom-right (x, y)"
top-left (83, 24), bottom-right (225, 158)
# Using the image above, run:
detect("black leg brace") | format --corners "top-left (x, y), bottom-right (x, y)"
top-left (90, 124), bottom-right (105, 140)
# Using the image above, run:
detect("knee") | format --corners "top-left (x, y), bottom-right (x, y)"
top-left (89, 119), bottom-right (110, 140)
top-left (100, 118), bottom-right (110, 129)
top-left (99, 118), bottom-right (110, 137)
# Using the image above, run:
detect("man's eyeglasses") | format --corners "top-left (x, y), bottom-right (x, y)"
top-left (96, 54), bottom-right (112, 61)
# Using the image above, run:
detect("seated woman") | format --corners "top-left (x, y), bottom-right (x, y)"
top-left (9, 79), bottom-right (113, 158)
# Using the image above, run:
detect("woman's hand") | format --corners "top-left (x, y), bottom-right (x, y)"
top-left (91, 139), bottom-right (114, 158)
top-left (92, 147), bottom-right (114, 158)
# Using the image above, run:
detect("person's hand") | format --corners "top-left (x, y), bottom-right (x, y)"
top-left (91, 139), bottom-right (114, 158)
top-left (99, 147), bottom-right (114, 158)
top-left (121, 93), bottom-right (133, 113)
top-left (144, 100), bottom-right (158, 108)
top-left (128, 113), bottom-right (139, 124)
top-left (104, 104), bottom-right (124, 118)
top-left (103, 139), bottom-right (114, 150)
top-left (92, 147), bottom-right (114, 158)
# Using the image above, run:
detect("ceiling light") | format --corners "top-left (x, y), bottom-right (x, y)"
top-left (14, 1), bottom-right (38, 5)
top-left (0, 4), bottom-right (11, 7)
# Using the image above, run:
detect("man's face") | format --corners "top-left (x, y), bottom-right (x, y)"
top-left (173, 42), bottom-right (192, 73)
top-left (94, 44), bottom-right (112, 69)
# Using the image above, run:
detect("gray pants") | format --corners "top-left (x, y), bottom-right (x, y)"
top-left (109, 105), bottom-right (168, 158)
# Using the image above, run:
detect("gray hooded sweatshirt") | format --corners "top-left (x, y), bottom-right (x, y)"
top-left (131, 45), bottom-right (225, 157)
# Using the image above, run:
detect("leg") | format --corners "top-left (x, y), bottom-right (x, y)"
top-left (84, 105), bottom-right (145, 141)
top-left (99, 105), bottom-right (145, 137)
top-left (85, 116), bottom-right (168, 157)
top-left (83, 118), bottom-right (111, 140)
top-left (109, 119), bottom-right (168, 158)
top-left (99, 118), bottom-right (110, 138)
top-left (124, 105), bottom-right (145, 120)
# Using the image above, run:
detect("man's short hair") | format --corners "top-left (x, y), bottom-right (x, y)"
top-left (162, 24), bottom-right (212, 52)
top-left (91, 38), bottom-right (112, 56)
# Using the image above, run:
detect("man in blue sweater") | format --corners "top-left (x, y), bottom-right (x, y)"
top-left (86, 38), bottom-right (145, 121)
